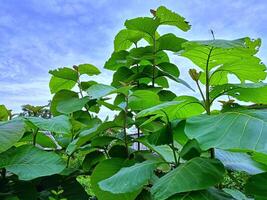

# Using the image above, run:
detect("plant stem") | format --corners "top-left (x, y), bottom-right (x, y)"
top-left (1, 168), bottom-right (6, 180)
top-left (134, 42), bottom-right (141, 150)
top-left (33, 128), bottom-right (39, 146)
top-left (67, 128), bottom-right (75, 168)
top-left (76, 70), bottom-right (91, 115)
top-left (152, 33), bottom-right (156, 87)
top-left (205, 47), bottom-right (215, 158)
top-left (161, 110), bottom-right (178, 166)
top-left (195, 80), bottom-right (206, 105)
top-left (137, 128), bottom-right (140, 150)
top-left (170, 142), bottom-right (178, 166)
top-left (123, 96), bottom-right (129, 157)
top-left (103, 147), bottom-right (110, 158)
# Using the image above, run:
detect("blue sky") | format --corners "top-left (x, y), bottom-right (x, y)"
top-left (1, 0), bottom-right (267, 112)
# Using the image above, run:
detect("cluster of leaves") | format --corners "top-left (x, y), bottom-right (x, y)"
top-left (1, 6), bottom-right (267, 200)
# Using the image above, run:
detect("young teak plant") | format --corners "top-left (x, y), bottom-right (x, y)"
top-left (1, 5), bottom-right (267, 200)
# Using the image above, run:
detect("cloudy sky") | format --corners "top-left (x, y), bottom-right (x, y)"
top-left (1, 0), bottom-right (267, 112)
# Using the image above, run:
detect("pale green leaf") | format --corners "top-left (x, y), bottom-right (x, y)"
top-left (156, 6), bottom-right (191, 31)
top-left (87, 83), bottom-right (116, 99)
top-left (49, 76), bottom-right (76, 94)
top-left (78, 63), bottom-right (100, 76)
top-left (49, 67), bottom-right (78, 81)
top-left (27, 115), bottom-right (72, 134)
top-left (185, 110), bottom-right (267, 154)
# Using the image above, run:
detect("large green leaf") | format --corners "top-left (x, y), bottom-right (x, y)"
top-left (56, 96), bottom-right (89, 114)
top-left (179, 38), bottom-right (266, 83)
top-left (185, 110), bottom-right (267, 154)
top-left (91, 158), bottom-right (141, 200)
top-left (245, 172), bottom-right (267, 199)
top-left (0, 119), bottom-right (25, 153)
top-left (78, 63), bottom-right (100, 76)
top-left (156, 33), bottom-right (187, 52)
top-left (215, 149), bottom-right (267, 174)
top-left (99, 160), bottom-right (159, 193)
top-left (137, 96), bottom-right (204, 121)
top-left (155, 6), bottom-right (191, 31)
top-left (114, 29), bottom-right (146, 51)
top-left (104, 50), bottom-right (129, 71)
top-left (27, 115), bottom-right (72, 134)
top-left (151, 157), bottom-right (225, 200)
top-left (210, 83), bottom-right (267, 104)
top-left (49, 67), bottom-right (78, 81)
top-left (223, 188), bottom-right (252, 200)
top-left (49, 75), bottom-right (76, 94)
top-left (50, 90), bottom-right (79, 116)
top-left (0, 104), bottom-right (10, 121)
top-left (169, 188), bottom-right (234, 200)
top-left (66, 120), bottom-right (121, 155)
top-left (125, 17), bottom-right (159, 37)
top-left (128, 90), bottom-right (161, 111)
top-left (86, 83), bottom-right (115, 99)
top-left (0, 145), bottom-right (65, 180)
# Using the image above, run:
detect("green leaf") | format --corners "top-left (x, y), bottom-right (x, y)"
top-left (0, 104), bottom-right (10, 121)
top-left (137, 136), bottom-right (178, 163)
top-left (185, 110), bottom-right (267, 154)
top-left (91, 136), bottom-right (117, 148)
top-left (147, 125), bottom-right (172, 145)
top-left (50, 90), bottom-right (79, 116)
top-left (245, 172), bottom-right (267, 199)
top-left (87, 83), bottom-right (115, 99)
top-left (114, 29), bottom-right (146, 51)
top-left (78, 63), bottom-right (100, 76)
top-left (99, 160), bottom-right (160, 193)
top-left (215, 149), bottom-right (267, 174)
top-left (210, 83), bottom-right (267, 104)
top-left (180, 139), bottom-right (202, 160)
top-left (27, 115), bottom-right (72, 134)
top-left (180, 38), bottom-right (266, 83)
top-left (151, 157), bottom-right (225, 200)
top-left (252, 152), bottom-right (267, 166)
top-left (137, 96), bottom-right (204, 121)
top-left (91, 158), bottom-right (141, 200)
top-left (0, 145), bottom-right (65, 180)
top-left (0, 119), bottom-right (25, 153)
top-left (157, 62), bottom-right (180, 77)
top-left (128, 90), bottom-right (161, 110)
top-left (82, 150), bottom-right (105, 171)
top-left (49, 67), bottom-right (78, 81)
top-left (104, 50), bottom-right (129, 71)
top-left (223, 188), bottom-right (252, 200)
top-left (111, 67), bottom-right (134, 87)
top-left (56, 96), bottom-right (89, 114)
top-left (155, 6), bottom-right (191, 31)
top-left (157, 33), bottom-right (187, 52)
top-left (49, 75), bottom-right (76, 94)
top-left (125, 17), bottom-right (160, 37)
top-left (169, 188), bottom-right (233, 200)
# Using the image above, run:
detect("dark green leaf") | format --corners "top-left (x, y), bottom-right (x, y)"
top-left (91, 158), bottom-right (140, 200)
top-left (0, 145), bottom-right (65, 180)
top-left (151, 157), bottom-right (225, 200)
top-left (0, 119), bottom-right (25, 153)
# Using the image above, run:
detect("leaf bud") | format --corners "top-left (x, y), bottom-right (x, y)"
top-left (189, 69), bottom-right (201, 81)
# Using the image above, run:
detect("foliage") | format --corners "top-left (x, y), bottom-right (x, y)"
top-left (0, 5), bottom-right (267, 200)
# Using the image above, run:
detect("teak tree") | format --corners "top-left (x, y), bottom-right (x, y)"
top-left (1, 6), bottom-right (267, 200)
